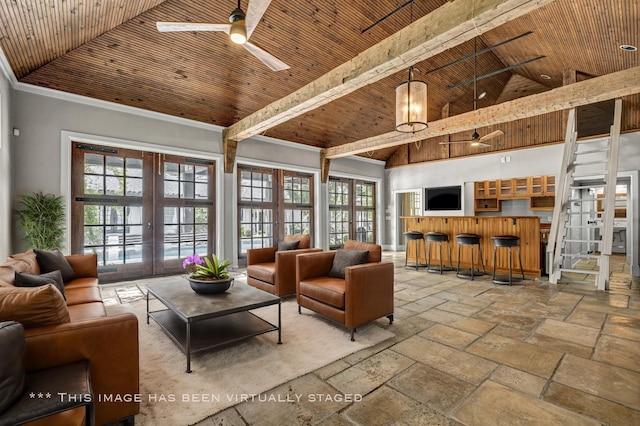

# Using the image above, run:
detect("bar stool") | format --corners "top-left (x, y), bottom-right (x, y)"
top-left (491, 235), bottom-right (525, 285)
top-left (403, 231), bottom-right (427, 270)
top-left (455, 233), bottom-right (485, 280)
top-left (426, 232), bottom-right (453, 274)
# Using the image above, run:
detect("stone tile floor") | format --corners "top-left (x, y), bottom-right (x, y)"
top-left (102, 253), bottom-right (640, 425)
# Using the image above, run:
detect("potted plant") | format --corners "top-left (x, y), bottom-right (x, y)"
top-left (183, 253), bottom-right (234, 294)
top-left (15, 192), bottom-right (65, 250)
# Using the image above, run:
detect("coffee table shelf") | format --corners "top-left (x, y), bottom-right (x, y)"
top-left (146, 279), bottom-right (281, 373)
top-left (148, 309), bottom-right (278, 353)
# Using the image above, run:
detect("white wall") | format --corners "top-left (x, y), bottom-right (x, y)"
top-left (10, 87), bottom-right (385, 263)
top-left (0, 69), bottom-right (12, 259)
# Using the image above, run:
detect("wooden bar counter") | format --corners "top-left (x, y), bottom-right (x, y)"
top-left (401, 216), bottom-right (541, 277)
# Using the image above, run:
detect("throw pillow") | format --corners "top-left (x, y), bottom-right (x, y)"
top-left (328, 249), bottom-right (369, 279)
top-left (0, 285), bottom-right (70, 328)
top-left (14, 270), bottom-right (66, 300)
top-left (0, 321), bottom-right (26, 415)
top-left (34, 249), bottom-right (77, 283)
top-left (277, 240), bottom-right (300, 251)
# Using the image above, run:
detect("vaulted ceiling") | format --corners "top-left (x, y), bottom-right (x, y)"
top-left (0, 0), bottom-right (638, 165)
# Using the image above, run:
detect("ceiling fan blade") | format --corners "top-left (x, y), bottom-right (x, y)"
top-left (471, 142), bottom-right (491, 148)
top-left (156, 22), bottom-right (231, 33)
top-left (245, 0), bottom-right (271, 39)
top-left (243, 41), bottom-right (290, 71)
top-left (439, 140), bottom-right (473, 145)
top-left (479, 129), bottom-right (504, 142)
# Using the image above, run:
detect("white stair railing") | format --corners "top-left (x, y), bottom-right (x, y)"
top-left (548, 99), bottom-right (622, 290)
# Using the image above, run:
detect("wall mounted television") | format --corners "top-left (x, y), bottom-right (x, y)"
top-left (424, 185), bottom-right (462, 211)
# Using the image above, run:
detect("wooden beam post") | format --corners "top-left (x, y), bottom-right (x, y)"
top-left (224, 0), bottom-right (556, 143)
top-left (320, 149), bottom-right (331, 183)
top-left (222, 128), bottom-right (238, 173)
top-left (441, 102), bottom-right (451, 159)
top-left (324, 65), bottom-right (640, 159)
top-left (562, 69), bottom-right (577, 135)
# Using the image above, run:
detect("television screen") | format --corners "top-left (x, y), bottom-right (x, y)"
top-left (424, 186), bottom-right (462, 211)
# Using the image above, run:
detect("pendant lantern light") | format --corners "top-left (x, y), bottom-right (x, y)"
top-left (395, 66), bottom-right (428, 133)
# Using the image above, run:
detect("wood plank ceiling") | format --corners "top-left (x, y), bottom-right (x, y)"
top-left (0, 0), bottom-right (638, 165)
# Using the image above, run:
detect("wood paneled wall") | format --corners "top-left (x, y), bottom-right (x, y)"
top-left (387, 94), bottom-right (640, 168)
top-left (402, 216), bottom-right (542, 276)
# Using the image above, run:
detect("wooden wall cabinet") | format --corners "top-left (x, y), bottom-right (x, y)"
top-left (475, 198), bottom-right (501, 212)
top-left (529, 175), bottom-right (556, 210)
top-left (530, 175), bottom-right (555, 196)
top-left (475, 175), bottom-right (556, 212)
top-left (475, 180), bottom-right (498, 198)
top-left (474, 180), bottom-right (500, 211)
top-left (498, 178), bottom-right (529, 198)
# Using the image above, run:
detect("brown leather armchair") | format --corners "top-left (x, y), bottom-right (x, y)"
top-left (247, 235), bottom-right (322, 297)
top-left (296, 240), bottom-right (394, 341)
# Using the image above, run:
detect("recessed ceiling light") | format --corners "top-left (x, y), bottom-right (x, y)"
top-left (477, 92), bottom-right (487, 100)
top-left (620, 44), bottom-right (637, 52)
top-left (540, 74), bottom-right (551, 80)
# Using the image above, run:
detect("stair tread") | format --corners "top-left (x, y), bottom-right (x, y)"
top-left (576, 139), bottom-right (609, 144)
top-left (575, 149), bottom-right (609, 155)
top-left (573, 160), bottom-right (608, 166)
top-left (572, 173), bottom-right (607, 178)
top-left (560, 268), bottom-right (599, 275)
top-left (570, 184), bottom-right (605, 189)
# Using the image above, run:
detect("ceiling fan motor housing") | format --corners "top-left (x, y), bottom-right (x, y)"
top-left (229, 7), bottom-right (245, 23)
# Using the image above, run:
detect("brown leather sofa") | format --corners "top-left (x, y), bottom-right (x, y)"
top-left (296, 240), bottom-right (394, 340)
top-left (247, 235), bottom-right (322, 297)
top-left (0, 250), bottom-right (139, 426)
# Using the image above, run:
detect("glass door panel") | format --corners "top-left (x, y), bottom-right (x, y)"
top-left (72, 145), bottom-right (152, 281)
top-left (237, 167), bottom-right (315, 264)
top-left (154, 155), bottom-right (215, 275)
top-left (329, 177), bottom-right (376, 248)
top-left (72, 145), bottom-right (216, 281)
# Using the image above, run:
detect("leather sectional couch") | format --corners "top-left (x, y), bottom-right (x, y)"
top-left (0, 250), bottom-right (139, 425)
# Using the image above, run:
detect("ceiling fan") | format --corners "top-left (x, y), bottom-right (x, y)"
top-left (440, 38), bottom-right (504, 148)
top-left (156, 0), bottom-right (290, 72)
top-left (440, 129), bottom-right (504, 148)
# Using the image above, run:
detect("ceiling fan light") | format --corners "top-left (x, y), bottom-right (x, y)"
top-left (229, 21), bottom-right (247, 44)
top-left (470, 141), bottom-right (480, 147)
top-left (395, 67), bottom-right (428, 133)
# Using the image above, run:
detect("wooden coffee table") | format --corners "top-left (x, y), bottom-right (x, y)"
top-left (146, 279), bottom-right (281, 373)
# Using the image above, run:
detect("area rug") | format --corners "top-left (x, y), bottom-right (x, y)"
top-left (107, 286), bottom-right (394, 425)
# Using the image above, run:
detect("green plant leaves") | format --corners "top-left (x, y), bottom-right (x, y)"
top-left (190, 254), bottom-right (231, 280)
top-left (15, 192), bottom-right (65, 250)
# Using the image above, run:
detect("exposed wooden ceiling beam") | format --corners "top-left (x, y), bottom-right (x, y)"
top-left (224, 0), bottom-right (556, 144)
top-left (325, 66), bottom-right (640, 159)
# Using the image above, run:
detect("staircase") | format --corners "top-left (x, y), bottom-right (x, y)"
top-left (547, 99), bottom-right (622, 290)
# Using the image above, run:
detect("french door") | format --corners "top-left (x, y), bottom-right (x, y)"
top-left (71, 143), bottom-right (216, 282)
top-left (237, 165), bottom-right (314, 263)
top-left (328, 177), bottom-right (376, 249)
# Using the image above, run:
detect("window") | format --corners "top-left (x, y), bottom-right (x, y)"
top-left (71, 144), bottom-right (216, 281)
top-left (237, 165), bottom-right (314, 261)
top-left (329, 177), bottom-right (376, 249)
